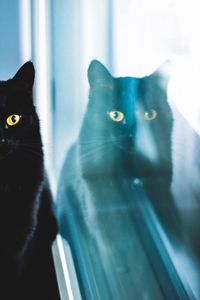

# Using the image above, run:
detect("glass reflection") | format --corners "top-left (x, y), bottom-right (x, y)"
top-left (56, 60), bottom-right (186, 299)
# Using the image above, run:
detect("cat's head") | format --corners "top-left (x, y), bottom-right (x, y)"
top-left (79, 60), bottom-right (173, 179)
top-left (0, 62), bottom-right (41, 160)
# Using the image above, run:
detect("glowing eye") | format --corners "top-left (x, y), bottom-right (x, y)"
top-left (108, 111), bottom-right (124, 122)
top-left (6, 114), bottom-right (21, 126)
top-left (144, 109), bottom-right (157, 121)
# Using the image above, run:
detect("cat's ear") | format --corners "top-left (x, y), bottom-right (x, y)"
top-left (13, 61), bottom-right (35, 90)
top-left (88, 60), bottom-right (113, 87)
top-left (153, 60), bottom-right (171, 82)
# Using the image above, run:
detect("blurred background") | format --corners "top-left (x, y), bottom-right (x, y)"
top-left (1, 1), bottom-right (200, 299)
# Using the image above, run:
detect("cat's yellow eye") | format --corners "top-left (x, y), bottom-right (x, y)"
top-left (6, 114), bottom-right (21, 126)
top-left (144, 109), bottom-right (157, 121)
top-left (108, 111), bottom-right (124, 122)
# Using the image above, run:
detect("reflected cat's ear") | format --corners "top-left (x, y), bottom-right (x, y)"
top-left (153, 60), bottom-right (171, 82)
top-left (13, 61), bottom-right (35, 90)
top-left (88, 60), bottom-right (113, 87)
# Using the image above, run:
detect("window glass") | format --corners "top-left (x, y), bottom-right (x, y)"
top-left (50, 1), bottom-right (200, 299)
top-left (0, 0), bottom-right (22, 76)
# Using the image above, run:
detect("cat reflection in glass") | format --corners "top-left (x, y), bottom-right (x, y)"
top-left (57, 60), bottom-right (180, 242)
top-left (80, 60), bottom-right (172, 179)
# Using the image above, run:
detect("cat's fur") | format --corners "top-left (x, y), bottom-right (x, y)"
top-left (0, 62), bottom-right (59, 300)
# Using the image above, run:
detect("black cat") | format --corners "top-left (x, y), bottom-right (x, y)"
top-left (57, 60), bottom-right (180, 299)
top-left (0, 62), bottom-right (59, 300)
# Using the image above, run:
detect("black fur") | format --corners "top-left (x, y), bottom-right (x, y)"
top-left (0, 62), bottom-right (59, 300)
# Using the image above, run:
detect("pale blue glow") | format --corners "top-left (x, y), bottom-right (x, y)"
top-left (19, 0), bottom-right (31, 62)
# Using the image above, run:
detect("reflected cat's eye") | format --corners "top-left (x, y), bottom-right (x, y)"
top-left (108, 111), bottom-right (124, 122)
top-left (144, 109), bottom-right (157, 121)
top-left (6, 114), bottom-right (21, 126)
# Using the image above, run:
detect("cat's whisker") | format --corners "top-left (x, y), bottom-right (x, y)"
top-left (60, 146), bottom-right (110, 179)
top-left (79, 142), bottom-right (113, 158)
top-left (79, 142), bottom-right (115, 153)
top-left (79, 135), bottom-right (125, 145)
top-left (17, 141), bottom-right (43, 147)
top-left (79, 149), bottom-right (115, 176)
top-left (78, 139), bottom-right (127, 164)
top-left (17, 143), bottom-right (41, 150)
top-left (79, 138), bottom-right (124, 151)
top-left (79, 143), bottom-right (115, 163)
top-left (64, 146), bottom-right (114, 181)
top-left (17, 145), bottom-right (43, 159)
top-left (18, 144), bottom-right (42, 152)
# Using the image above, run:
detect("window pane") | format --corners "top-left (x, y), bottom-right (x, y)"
top-left (51, 1), bottom-right (200, 299)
